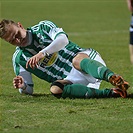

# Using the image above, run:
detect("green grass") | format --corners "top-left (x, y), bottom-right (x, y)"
top-left (0, 0), bottom-right (133, 133)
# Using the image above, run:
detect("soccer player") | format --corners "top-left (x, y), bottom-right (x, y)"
top-left (0, 19), bottom-right (129, 99)
top-left (127, 0), bottom-right (133, 64)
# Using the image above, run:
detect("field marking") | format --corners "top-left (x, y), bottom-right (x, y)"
top-left (68, 30), bottom-right (128, 36)
top-left (1, 1), bottom-right (126, 3)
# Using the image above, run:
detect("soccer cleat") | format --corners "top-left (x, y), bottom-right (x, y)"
top-left (111, 88), bottom-right (127, 98)
top-left (109, 74), bottom-right (130, 91)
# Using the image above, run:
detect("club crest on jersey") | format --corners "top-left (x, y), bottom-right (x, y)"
top-left (39, 52), bottom-right (58, 67)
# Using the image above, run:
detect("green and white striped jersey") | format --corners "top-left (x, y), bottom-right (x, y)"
top-left (12, 20), bottom-right (85, 83)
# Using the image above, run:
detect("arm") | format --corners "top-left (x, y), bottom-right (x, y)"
top-left (39, 33), bottom-right (69, 56)
top-left (12, 49), bottom-right (34, 94)
top-left (13, 71), bottom-right (34, 95)
top-left (127, 0), bottom-right (133, 12)
top-left (26, 33), bottom-right (69, 69)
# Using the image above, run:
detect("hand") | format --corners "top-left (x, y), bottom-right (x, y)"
top-left (26, 52), bottom-right (44, 69)
top-left (13, 76), bottom-right (25, 89)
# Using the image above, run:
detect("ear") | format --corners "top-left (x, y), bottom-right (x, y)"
top-left (17, 22), bottom-right (24, 29)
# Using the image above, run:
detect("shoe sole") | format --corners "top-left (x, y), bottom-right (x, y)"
top-left (109, 75), bottom-right (130, 91)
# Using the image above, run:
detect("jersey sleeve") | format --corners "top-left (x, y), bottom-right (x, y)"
top-left (38, 20), bottom-right (67, 40)
top-left (12, 47), bottom-right (33, 86)
top-left (12, 47), bottom-right (23, 76)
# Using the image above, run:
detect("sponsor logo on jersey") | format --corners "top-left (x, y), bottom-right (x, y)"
top-left (39, 52), bottom-right (58, 67)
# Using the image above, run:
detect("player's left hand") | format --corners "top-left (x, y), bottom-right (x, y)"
top-left (26, 52), bottom-right (44, 69)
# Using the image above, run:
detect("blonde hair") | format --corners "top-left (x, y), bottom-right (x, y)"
top-left (0, 19), bottom-right (17, 37)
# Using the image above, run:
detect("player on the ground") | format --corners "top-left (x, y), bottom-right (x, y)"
top-left (0, 19), bottom-right (129, 99)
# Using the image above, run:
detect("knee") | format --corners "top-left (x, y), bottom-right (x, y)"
top-left (50, 81), bottom-right (64, 98)
top-left (72, 53), bottom-right (89, 70)
top-left (72, 56), bottom-right (79, 70)
top-left (72, 54), bottom-right (83, 70)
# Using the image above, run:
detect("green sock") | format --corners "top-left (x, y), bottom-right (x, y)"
top-left (80, 58), bottom-right (114, 81)
top-left (62, 84), bottom-right (112, 99)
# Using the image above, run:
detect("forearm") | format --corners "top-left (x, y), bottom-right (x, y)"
top-left (39, 34), bottom-right (69, 55)
top-left (18, 71), bottom-right (34, 95)
top-left (19, 82), bottom-right (33, 95)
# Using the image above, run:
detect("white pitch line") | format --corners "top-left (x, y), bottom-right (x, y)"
top-left (67, 30), bottom-right (128, 36)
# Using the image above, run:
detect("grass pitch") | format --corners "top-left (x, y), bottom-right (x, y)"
top-left (0, 0), bottom-right (133, 133)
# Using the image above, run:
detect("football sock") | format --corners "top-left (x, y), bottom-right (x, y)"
top-left (80, 58), bottom-right (114, 81)
top-left (62, 84), bottom-right (112, 99)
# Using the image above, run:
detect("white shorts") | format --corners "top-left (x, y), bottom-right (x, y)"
top-left (64, 48), bottom-right (106, 89)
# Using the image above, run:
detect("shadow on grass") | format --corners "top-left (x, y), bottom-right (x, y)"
top-left (127, 93), bottom-right (133, 98)
top-left (32, 93), bottom-right (52, 97)
top-left (32, 93), bottom-right (133, 99)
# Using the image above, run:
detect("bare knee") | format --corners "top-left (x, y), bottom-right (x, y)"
top-left (50, 80), bottom-right (72, 98)
top-left (72, 53), bottom-right (89, 70)
top-left (50, 82), bottom-right (63, 94)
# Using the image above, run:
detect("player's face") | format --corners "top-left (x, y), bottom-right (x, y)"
top-left (2, 23), bottom-right (28, 47)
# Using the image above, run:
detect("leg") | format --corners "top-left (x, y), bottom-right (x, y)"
top-left (129, 29), bottom-right (133, 64)
top-left (72, 51), bottom-right (130, 90)
top-left (72, 52), bottom-right (114, 81)
top-left (62, 84), bottom-right (112, 99)
top-left (129, 44), bottom-right (133, 64)
top-left (50, 81), bottom-right (127, 99)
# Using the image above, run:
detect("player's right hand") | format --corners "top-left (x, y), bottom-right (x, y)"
top-left (13, 76), bottom-right (24, 89)
top-left (26, 52), bottom-right (45, 69)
